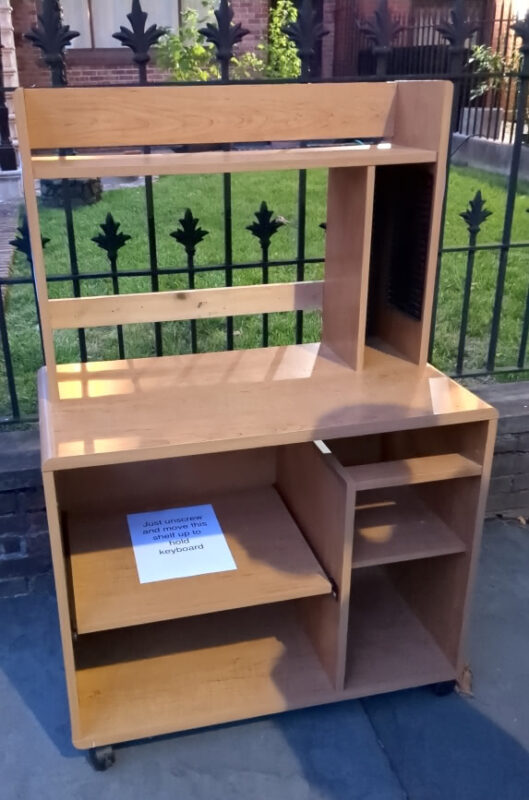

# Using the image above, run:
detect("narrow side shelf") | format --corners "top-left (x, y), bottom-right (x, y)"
top-left (345, 453), bottom-right (481, 491)
top-left (353, 486), bottom-right (466, 569)
top-left (67, 486), bottom-right (331, 634)
top-left (345, 569), bottom-right (455, 695)
top-left (74, 602), bottom-right (336, 748)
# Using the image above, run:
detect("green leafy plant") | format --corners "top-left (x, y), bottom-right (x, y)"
top-left (265, 0), bottom-right (301, 79)
top-left (468, 44), bottom-right (518, 101)
top-left (155, 2), bottom-right (219, 82)
top-left (155, 0), bottom-right (299, 82)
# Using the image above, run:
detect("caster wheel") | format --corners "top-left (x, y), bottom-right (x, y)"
top-left (87, 745), bottom-right (115, 771)
top-left (431, 680), bottom-right (457, 697)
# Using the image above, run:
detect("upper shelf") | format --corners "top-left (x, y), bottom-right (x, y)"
top-left (39, 344), bottom-right (496, 471)
top-left (31, 143), bottom-right (437, 180)
top-left (346, 453), bottom-right (482, 491)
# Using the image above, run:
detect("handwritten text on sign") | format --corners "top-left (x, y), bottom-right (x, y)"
top-left (127, 504), bottom-right (237, 584)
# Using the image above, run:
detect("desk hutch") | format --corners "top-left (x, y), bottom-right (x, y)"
top-left (14, 81), bottom-right (497, 769)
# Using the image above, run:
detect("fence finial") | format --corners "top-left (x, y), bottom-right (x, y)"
top-left (357, 0), bottom-right (405, 49)
top-left (282, 0), bottom-right (328, 80)
top-left (92, 213), bottom-right (131, 262)
top-left (436, 0), bottom-right (479, 49)
top-left (113, 0), bottom-right (165, 81)
top-left (247, 202), bottom-right (284, 252)
top-left (171, 209), bottom-right (209, 259)
top-left (24, 0), bottom-right (79, 87)
top-left (199, 0), bottom-right (250, 81)
top-left (460, 191), bottom-right (492, 235)
top-left (512, 11), bottom-right (529, 53)
top-left (10, 217), bottom-right (49, 265)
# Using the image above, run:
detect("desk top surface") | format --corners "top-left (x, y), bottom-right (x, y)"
top-left (39, 343), bottom-right (496, 472)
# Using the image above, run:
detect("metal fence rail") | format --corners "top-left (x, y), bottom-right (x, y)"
top-left (1, 0), bottom-right (529, 425)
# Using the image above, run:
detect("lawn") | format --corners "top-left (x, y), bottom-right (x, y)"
top-left (2, 164), bottom-right (529, 418)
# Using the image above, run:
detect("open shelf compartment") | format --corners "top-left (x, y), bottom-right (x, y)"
top-left (73, 600), bottom-right (336, 748)
top-left (58, 447), bottom-right (332, 635)
top-left (345, 567), bottom-right (455, 696)
top-left (353, 485), bottom-right (467, 569)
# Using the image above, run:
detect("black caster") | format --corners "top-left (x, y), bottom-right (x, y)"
top-left (431, 680), bottom-right (457, 696)
top-left (87, 745), bottom-right (115, 771)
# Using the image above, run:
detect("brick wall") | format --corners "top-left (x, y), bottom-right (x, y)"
top-left (2, 380), bottom-right (529, 599)
top-left (13, 0), bottom-right (272, 88)
top-left (13, 1), bottom-right (344, 87)
top-left (231, 0), bottom-right (269, 53)
top-left (0, 431), bottom-right (50, 598)
top-left (476, 382), bottom-right (529, 518)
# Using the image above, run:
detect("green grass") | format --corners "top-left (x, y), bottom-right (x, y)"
top-left (2, 164), bottom-right (529, 418)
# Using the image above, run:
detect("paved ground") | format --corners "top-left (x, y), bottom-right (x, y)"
top-left (1, 518), bottom-right (529, 800)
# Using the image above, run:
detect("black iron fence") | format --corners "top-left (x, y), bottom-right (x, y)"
top-left (1, 0), bottom-right (529, 425)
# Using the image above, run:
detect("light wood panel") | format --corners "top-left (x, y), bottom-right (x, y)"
top-left (39, 345), bottom-right (496, 471)
top-left (322, 166), bottom-right (374, 370)
top-left (14, 86), bottom-right (58, 394)
top-left (74, 603), bottom-right (335, 748)
top-left (31, 144), bottom-right (437, 179)
top-left (346, 568), bottom-right (455, 693)
top-left (345, 453), bottom-right (481, 491)
top-left (68, 486), bottom-right (331, 634)
top-left (353, 486), bottom-right (466, 568)
top-left (42, 472), bottom-right (81, 742)
top-left (375, 80), bottom-right (453, 366)
top-left (48, 281), bottom-right (323, 330)
top-left (56, 448), bottom-right (276, 514)
top-left (19, 83), bottom-right (397, 150)
top-left (391, 418), bottom-right (497, 671)
top-left (277, 442), bottom-right (354, 688)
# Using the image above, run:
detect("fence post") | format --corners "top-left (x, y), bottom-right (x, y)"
top-left (429, 0), bottom-right (479, 362)
top-left (113, 0), bottom-right (165, 357)
top-left (357, 0), bottom-right (405, 78)
top-left (487, 12), bottom-right (529, 371)
top-left (456, 191), bottom-right (492, 375)
top-left (24, 0), bottom-right (92, 363)
top-left (200, 0), bottom-right (250, 350)
top-left (247, 202), bottom-right (285, 348)
top-left (283, 0), bottom-right (327, 343)
top-left (170, 210), bottom-right (209, 355)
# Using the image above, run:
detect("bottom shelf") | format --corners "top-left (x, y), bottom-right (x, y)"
top-left (345, 568), bottom-right (455, 695)
top-left (74, 602), bottom-right (335, 748)
top-left (73, 570), bottom-right (457, 748)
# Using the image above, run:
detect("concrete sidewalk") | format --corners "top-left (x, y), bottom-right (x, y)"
top-left (1, 518), bottom-right (529, 800)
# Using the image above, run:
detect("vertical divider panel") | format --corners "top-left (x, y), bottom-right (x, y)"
top-left (42, 471), bottom-right (82, 744)
top-left (321, 166), bottom-right (375, 370)
top-left (390, 417), bottom-right (497, 672)
top-left (14, 89), bottom-right (59, 398)
top-left (276, 442), bottom-right (355, 689)
top-left (376, 81), bottom-right (453, 366)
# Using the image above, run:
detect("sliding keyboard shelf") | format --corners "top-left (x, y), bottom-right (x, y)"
top-left (68, 486), bottom-right (331, 635)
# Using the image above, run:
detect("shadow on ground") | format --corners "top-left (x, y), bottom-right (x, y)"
top-left (1, 520), bottom-right (529, 799)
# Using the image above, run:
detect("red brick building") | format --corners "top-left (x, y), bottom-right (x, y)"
top-left (11, 0), bottom-right (496, 88)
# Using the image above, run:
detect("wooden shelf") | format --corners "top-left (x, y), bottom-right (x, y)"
top-left (345, 453), bottom-right (481, 491)
top-left (352, 486), bottom-right (466, 569)
top-left (68, 486), bottom-right (331, 634)
top-left (31, 143), bottom-right (437, 180)
top-left (39, 345), bottom-right (494, 471)
top-left (73, 602), bottom-right (335, 748)
top-left (345, 569), bottom-right (454, 694)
